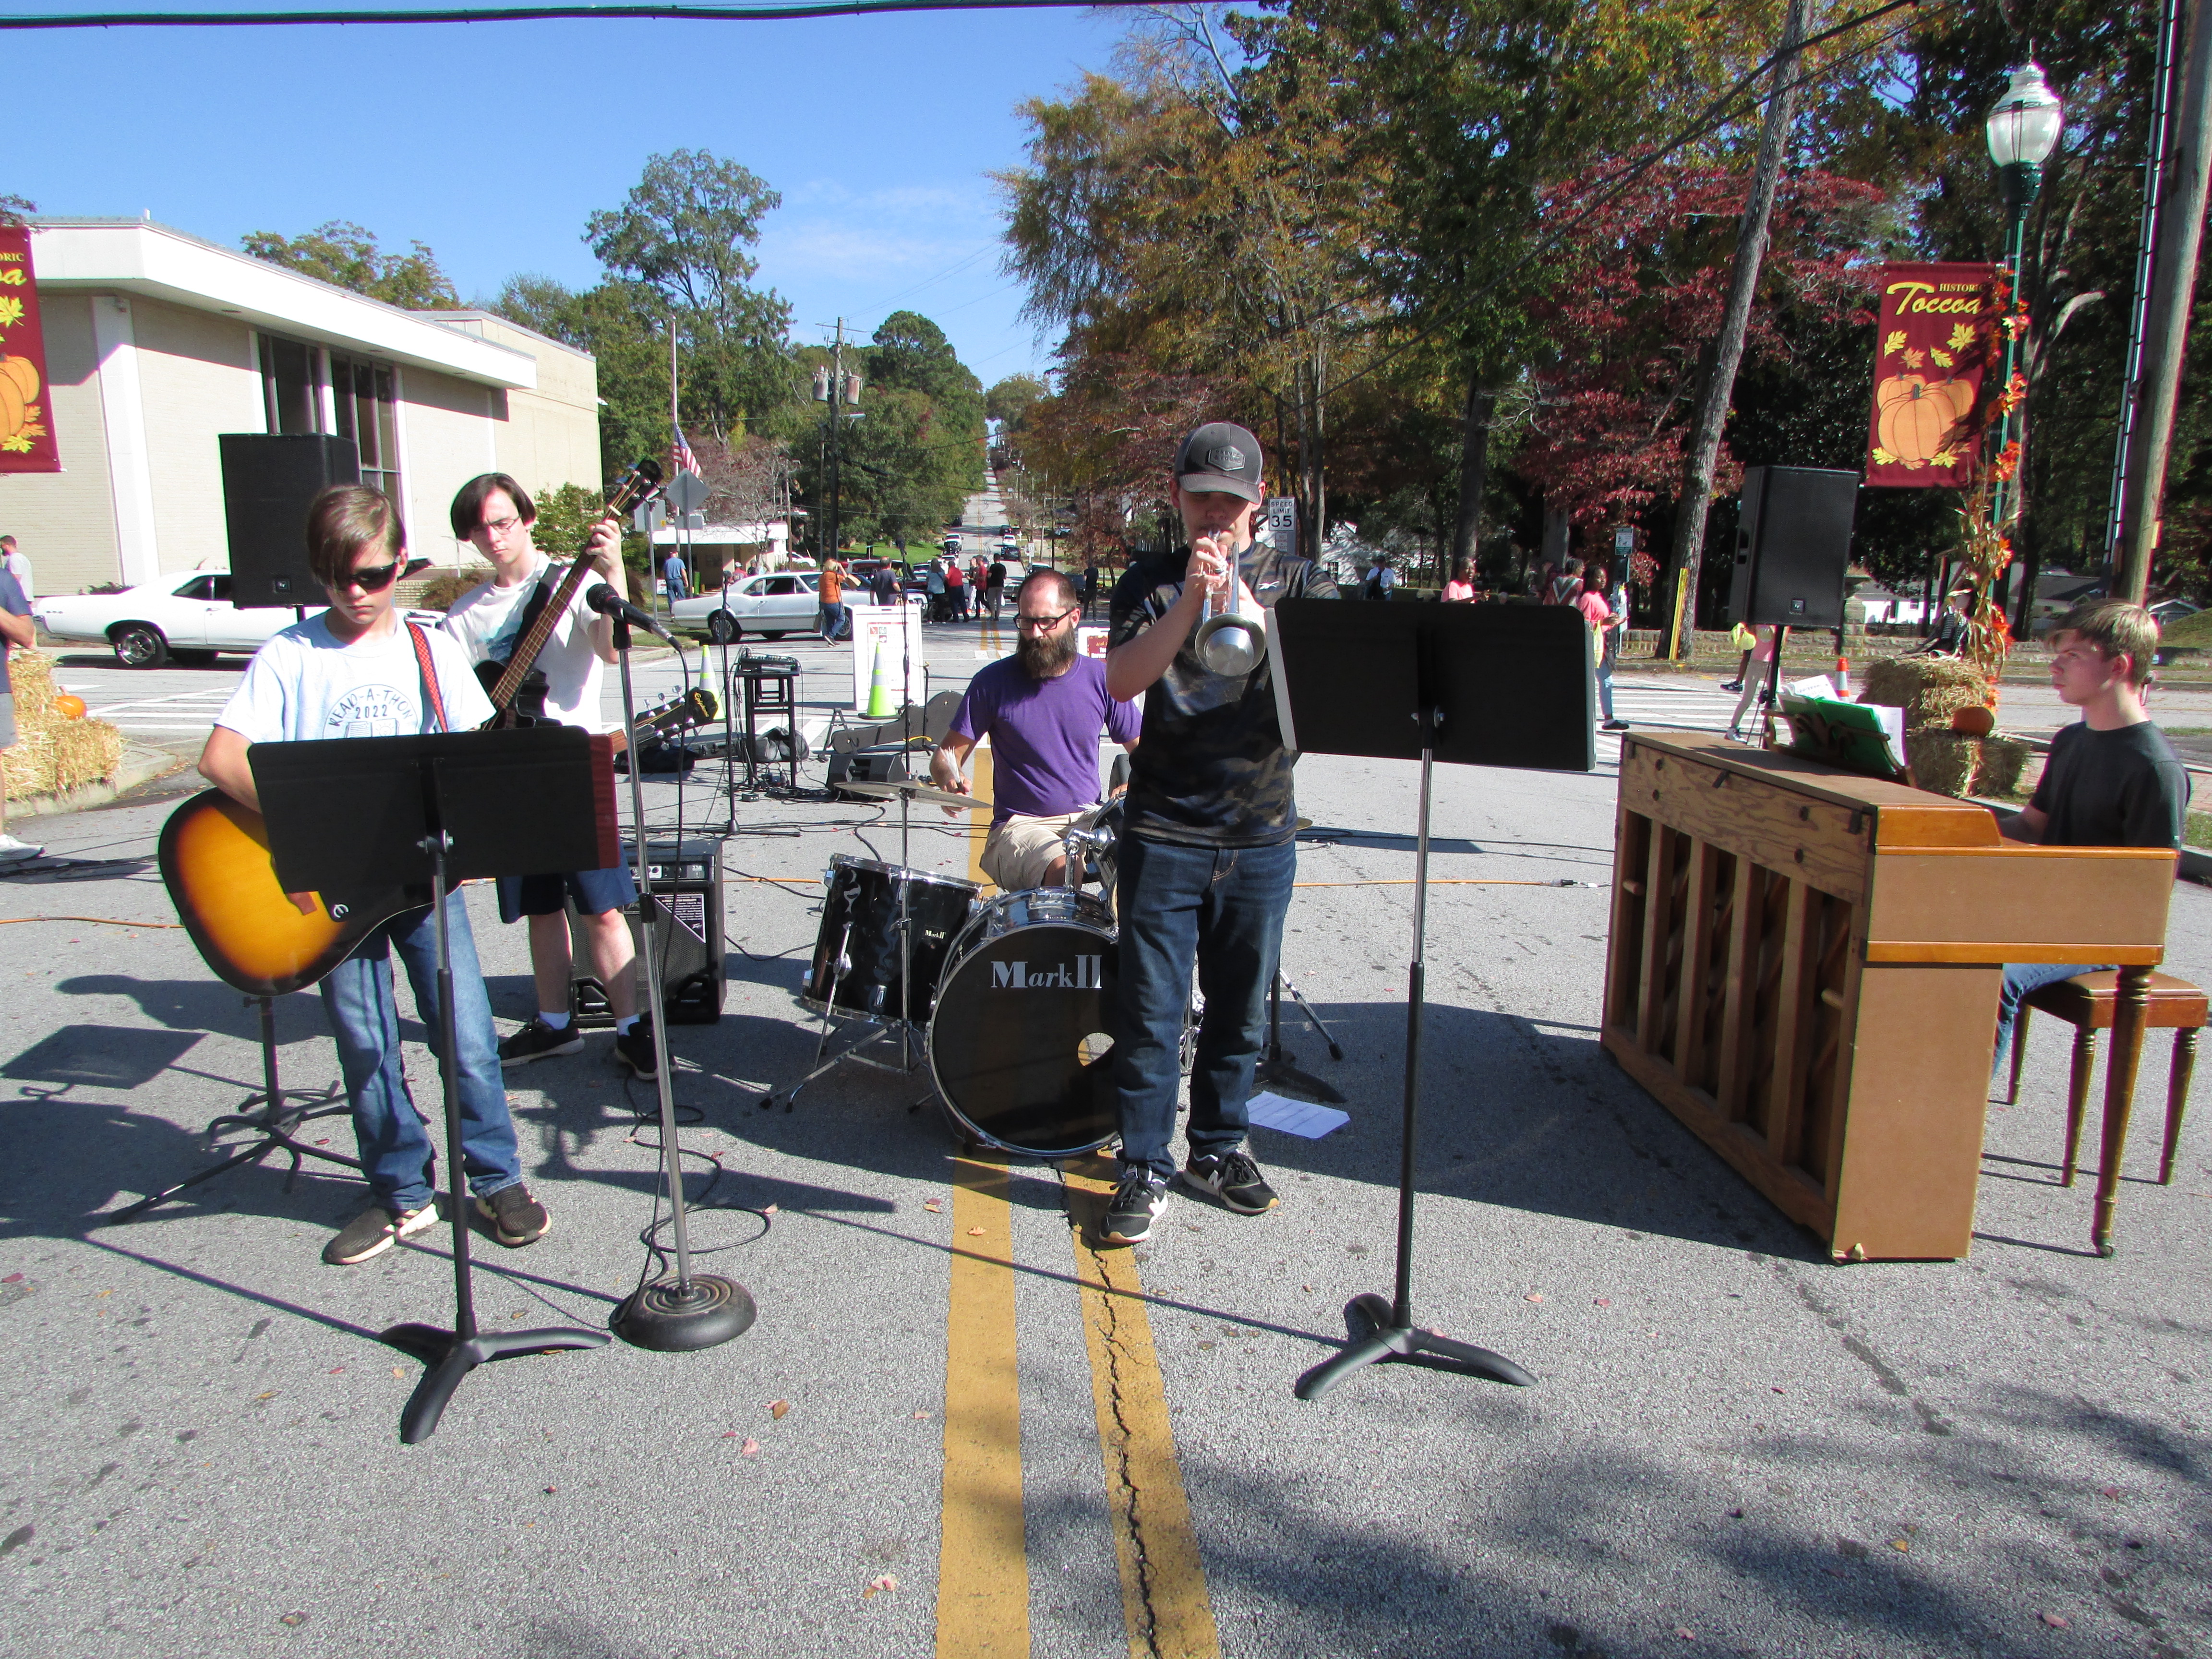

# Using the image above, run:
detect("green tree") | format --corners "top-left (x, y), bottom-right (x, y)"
top-left (584, 149), bottom-right (795, 446)
top-left (986, 373), bottom-right (1046, 428)
top-left (241, 220), bottom-right (462, 310)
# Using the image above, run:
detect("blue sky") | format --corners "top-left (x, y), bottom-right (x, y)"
top-left (5, 5), bottom-right (1127, 385)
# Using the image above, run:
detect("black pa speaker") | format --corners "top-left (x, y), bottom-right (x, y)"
top-left (568, 839), bottom-right (727, 1027)
top-left (219, 434), bottom-right (360, 608)
top-left (827, 743), bottom-right (921, 797)
top-left (1726, 465), bottom-right (1860, 629)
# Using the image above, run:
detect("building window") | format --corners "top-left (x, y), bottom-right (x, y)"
top-left (260, 334), bottom-right (316, 435)
top-left (329, 355), bottom-right (401, 503)
top-left (257, 334), bottom-right (402, 505)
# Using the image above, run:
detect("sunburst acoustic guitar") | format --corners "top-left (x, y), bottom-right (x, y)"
top-left (162, 687), bottom-right (718, 997)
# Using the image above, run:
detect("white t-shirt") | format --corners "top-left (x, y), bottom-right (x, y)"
top-left (216, 614), bottom-right (494, 744)
top-left (441, 554), bottom-right (607, 733)
top-left (2, 549), bottom-right (31, 602)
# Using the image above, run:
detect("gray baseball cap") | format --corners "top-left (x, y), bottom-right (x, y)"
top-left (1174, 422), bottom-right (1264, 503)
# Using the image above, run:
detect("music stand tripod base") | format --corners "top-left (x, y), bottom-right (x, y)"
top-left (612, 1274), bottom-right (759, 1351)
top-left (1294, 1293), bottom-right (1536, 1401)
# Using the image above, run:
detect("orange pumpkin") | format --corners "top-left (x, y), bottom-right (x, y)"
top-left (1949, 704), bottom-right (1994, 736)
top-left (1876, 373), bottom-right (1975, 466)
top-left (0, 356), bottom-right (35, 404)
top-left (52, 694), bottom-right (87, 720)
top-left (0, 373), bottom-right (21, 441)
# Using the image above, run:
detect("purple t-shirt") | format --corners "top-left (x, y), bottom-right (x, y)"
top-left (950, 654), bottom-right (1141, 825)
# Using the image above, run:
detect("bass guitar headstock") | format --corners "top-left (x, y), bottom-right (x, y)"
top-left (605, 457), bottom-right (668, 522)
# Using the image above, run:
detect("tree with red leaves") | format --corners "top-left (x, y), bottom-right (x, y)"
top-left (1511, 154), bottom-right (1882, 583)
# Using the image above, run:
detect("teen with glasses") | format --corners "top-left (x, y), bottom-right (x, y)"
top-left (930, 569), bottom-right (1140, 892)
top-left (198, 486), bottom-right (551, 1266)
top-left (439, 473), bottom-right (655, 1081)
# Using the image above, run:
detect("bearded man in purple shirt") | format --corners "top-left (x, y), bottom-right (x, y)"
top-left (931, 569), bottom-right (1141, 890)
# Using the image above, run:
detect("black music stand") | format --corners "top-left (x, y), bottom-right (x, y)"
top-left (252, 725), bottom-right (619, 1443)
top-left (1265, 599), bottom-right (1592, 1402)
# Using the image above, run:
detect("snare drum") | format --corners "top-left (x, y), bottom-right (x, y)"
top-left (804, 855), bottom-right (978, 1028)
top-left (929, 889), bottom-right (1118, 1158)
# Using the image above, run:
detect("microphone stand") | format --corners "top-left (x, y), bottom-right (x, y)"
top-left (604, 602), bottom-right (756, 1351)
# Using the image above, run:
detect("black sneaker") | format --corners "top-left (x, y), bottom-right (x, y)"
top-left (474, 1183), bottom-right (551, 1248)
top-left (1602, 719), bottom-right (1631, 731)
top-left (1098, 1166), bottom-right (1169, 1246)
top-left (323, 1201), bottom-right (439, 1265)
top-left (1183, 1149), bottom-right (1278, 1215)
top-left (499, 1017), bottom-right (582, 1068)
top-left (613, 1016), bottom-right (657, 1080)
top-left (1720, 680), bottom-right (1743, 692)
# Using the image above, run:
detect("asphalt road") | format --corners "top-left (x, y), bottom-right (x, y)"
top-left (0, 586), bottom-right (2206, 1658)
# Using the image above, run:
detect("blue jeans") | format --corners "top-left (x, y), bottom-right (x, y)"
top-left (819, 601), bottom-right (848, 640)
top-left (1112, 833), bottom-right (1296, 1178)
top-left (1993, 961), bottom-right (2113, 1082)
top-left (319, 890), bottom-right (522, 1214)
top-left (1596, 653), bottom-right (1616, 722)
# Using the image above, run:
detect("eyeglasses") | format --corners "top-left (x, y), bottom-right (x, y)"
top-left (335, 560), bottom-right (402, 594)
top-left (1017, 606), bottom-right (1080, 631)
top-left (471, 515), bottom-right (524, 540)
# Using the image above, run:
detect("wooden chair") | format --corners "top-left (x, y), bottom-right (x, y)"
top-left (2005, 970), bottom-right (2204, 1192)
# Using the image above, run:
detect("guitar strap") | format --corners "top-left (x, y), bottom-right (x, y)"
top-left (405, 621), bottom-right (449, 733)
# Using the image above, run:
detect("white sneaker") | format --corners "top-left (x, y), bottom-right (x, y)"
top-left (0, 834), bottom-right (44, 861)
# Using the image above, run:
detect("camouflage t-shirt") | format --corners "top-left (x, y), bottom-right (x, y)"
top-left (1107, 539), bottom-right (1337, 847)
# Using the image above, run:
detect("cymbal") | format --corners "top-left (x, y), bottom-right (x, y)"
top-left (841, 779), bottom-right (980, 810)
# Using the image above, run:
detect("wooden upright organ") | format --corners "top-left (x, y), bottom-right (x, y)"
top-left (1602, 733), bottom-right (2176, 1261)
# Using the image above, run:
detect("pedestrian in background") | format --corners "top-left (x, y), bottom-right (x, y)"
top-left (662, 547), bottom-right (688, 601)
top-left (1082, 560), bottom-right (1100, 618)
top-left (0, 559), bottom-right (39, 861)
top-left (0, 535), bottom-right (31, 603)
top-left (1443, 559), bottom-right (1477, 602)
top-left (1727, 624), bottom-right (1778, 740)
top-left (946, 557), bottom-right (968, 621)
top-left (986, 556), bottom-right (1007, 620)
top-left (1577, 560), bottom-right (1630, 733)
top-left (1363, 557), bottom-right (1397, 601)
top-left (818, 554), bottom-right (849, 641)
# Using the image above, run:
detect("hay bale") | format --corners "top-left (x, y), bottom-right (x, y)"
top-left (1861, 657), bottom-right (1991, 729)
top-left (1906, 730), bottom-right (2029, 800)
top-left (7, 648), bottom-right (56, 721)
top-left (1909, 730), bottom-right (1977, 798)
top-left (4, 649), bottom-right (123, 800)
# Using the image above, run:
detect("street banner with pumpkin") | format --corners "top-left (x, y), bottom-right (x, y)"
top-left (1864, 261), bottom-right (1998, 490)
top-left (0, 225), bottom-right (60, 473)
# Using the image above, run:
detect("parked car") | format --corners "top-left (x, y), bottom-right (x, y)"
top-left (36, 572), bottom-right (318, 668)
top-left (669, 569), bottom-right (880, 643)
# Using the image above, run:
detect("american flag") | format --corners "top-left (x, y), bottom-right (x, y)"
top-left (672, 424), bottom-right (699, 475)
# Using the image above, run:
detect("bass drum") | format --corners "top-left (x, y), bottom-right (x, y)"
top-left (929, 889), bottom-right (1119, 1158)
top-left (803, 855), bottom-right (978, 1028)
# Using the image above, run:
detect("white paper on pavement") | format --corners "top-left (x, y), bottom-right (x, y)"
top-left (1247, 1091), bottom-right (1350, 1139)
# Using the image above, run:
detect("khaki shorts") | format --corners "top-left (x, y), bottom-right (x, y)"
top-left (0, 693), bottom-right (14, 750)
top-left (980, 811), bottom-right (1084, 892)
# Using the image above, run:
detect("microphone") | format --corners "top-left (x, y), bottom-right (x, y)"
top-left (586, 584), bottom-right (675, 645)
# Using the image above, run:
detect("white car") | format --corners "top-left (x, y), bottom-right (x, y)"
top-left (669, 570), bottom-right (878, 644)
top-left (36, 572), bottom-right (313, 668)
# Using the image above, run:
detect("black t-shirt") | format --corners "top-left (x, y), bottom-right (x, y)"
top-left (1107, 539), bottom-right (1337, 847)
top-left (2028, 720), bottom-right (2191, 849)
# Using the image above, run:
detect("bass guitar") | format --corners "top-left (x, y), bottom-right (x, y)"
top-left (161, 687), bottom-right (719, 997)
top-left (476, 457), bottom-right (667, 724)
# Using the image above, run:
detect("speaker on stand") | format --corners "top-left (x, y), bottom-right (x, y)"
top-left (219, 434), bottom-right (361, 608)
top-left (569, 838), bottom-right (728, 1027)
top-left (1725, 465), bottom-right (1861, 633)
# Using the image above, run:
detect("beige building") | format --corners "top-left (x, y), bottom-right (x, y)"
top-left (2, 217), bottom-right (600, 596)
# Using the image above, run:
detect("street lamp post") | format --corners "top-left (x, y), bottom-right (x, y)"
top-left (1984, 63), bottom-right (2064, 542)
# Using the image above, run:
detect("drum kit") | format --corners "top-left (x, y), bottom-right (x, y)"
top-left (768, 776), bottom-right (1124, 1158)
top-left (767, 777), bottom-right (1344, 1157)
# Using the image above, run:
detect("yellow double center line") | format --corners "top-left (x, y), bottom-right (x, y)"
top-left (938, 746), bottom-right (1218, 1658)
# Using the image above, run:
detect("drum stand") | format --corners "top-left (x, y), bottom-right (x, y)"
top-left (1255, 966), bottom-right (1346, 1105)
top-left (763, 772), bottom-right (933, 1113)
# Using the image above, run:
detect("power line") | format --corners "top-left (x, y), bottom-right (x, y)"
top-left (0, 0), bottom-right (1136, 26)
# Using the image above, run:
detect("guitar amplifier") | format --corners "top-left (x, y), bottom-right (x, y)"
top-left (568, 837), bottom-right (727, 1026)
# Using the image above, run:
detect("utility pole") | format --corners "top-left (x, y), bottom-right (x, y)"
top-left (1663, 0), bottom-right (1809, 658)
top-left (2118, 0), bottom-right (2212, 600)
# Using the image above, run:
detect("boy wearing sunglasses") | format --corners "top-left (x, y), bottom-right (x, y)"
top-left (199, 486), bottom-right (552, 1267)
